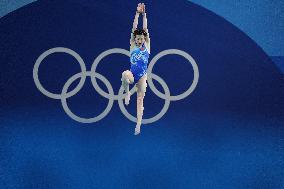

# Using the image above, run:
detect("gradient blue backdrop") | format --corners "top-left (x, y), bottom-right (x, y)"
top-left (1, 0), bottom-right (284, 75)
top-left (0, 0), bottom-right (284, 188)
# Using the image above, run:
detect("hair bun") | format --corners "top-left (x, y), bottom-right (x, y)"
top-left (133, 29), bottom-right (148, 37)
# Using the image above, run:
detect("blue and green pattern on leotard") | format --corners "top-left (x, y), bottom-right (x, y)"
top-left (130, 43), bottom-right (150, 83)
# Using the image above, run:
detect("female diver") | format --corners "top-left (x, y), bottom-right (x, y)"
top-left (121, 3), bottom-right (150, 135)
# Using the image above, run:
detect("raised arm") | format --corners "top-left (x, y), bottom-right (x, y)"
top-left (132, 12), bottom-right (139, 32)
top-left (142, 3), bottom-right (150, 44)
top-left (132, 3), bottom-right (142, 32)
top-left (142, 13), bottom-right (147, 32)
top-left (131, 3), bottom-right (142, 44)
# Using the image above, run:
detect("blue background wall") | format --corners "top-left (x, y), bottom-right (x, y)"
top-left (1, 0), bottom-right (284, 56)
top-left (0, 1), bottom-right (283, 188)
top-left (1, 0), bottom-right (283, 73)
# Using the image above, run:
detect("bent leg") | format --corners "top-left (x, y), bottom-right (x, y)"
top-left (121, 70), bottom-right (134, 92)
top-left (121, 70), bottom-right (134, 105)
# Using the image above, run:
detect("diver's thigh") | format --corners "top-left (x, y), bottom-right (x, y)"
top-left (137, 75), bottom-right (147, 93)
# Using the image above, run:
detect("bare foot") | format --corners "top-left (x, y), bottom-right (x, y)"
top-left (134, 126), bottom-right (141, 135)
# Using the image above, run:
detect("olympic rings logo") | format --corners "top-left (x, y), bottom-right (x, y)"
top-left (33, 47), bottom-right (199, 124)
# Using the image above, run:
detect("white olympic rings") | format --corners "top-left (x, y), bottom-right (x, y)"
top-left (33, 47), bottom-right (199, 124)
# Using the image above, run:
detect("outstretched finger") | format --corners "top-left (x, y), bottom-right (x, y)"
top-left (137, 3), bottom-right (141, 12)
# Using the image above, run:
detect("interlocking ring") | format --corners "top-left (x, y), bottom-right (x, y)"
top-left (147, 49), bottom-right (199, 101)
top-left (33, 47), bottom-right (87, 99)
top-left (33, 47), bottom-right (199, 124)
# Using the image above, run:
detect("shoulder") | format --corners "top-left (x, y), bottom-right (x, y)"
top-left (130, 44), bottom-right (138, 54)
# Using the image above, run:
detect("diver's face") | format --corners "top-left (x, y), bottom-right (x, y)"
top-left (135, 35), bottom-right (145, 47)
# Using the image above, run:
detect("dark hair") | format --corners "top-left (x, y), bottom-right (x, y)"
top-left (133, 29), bottom-right (148, 38)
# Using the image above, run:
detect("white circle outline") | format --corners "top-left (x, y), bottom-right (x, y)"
top-left (147, 49), bottom-right (199, 101)
top-left (33, 47), bottom-right (199, 124)
top-left (33, 47), bottom-right (87, 99)
top-left (117, 73), bottom-right (171, 124)
top-left (90, 48), bottom-right (136, 101)
top-left (61, 71), bottom-right (114, 123)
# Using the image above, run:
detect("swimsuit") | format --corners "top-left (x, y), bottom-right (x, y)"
top-left (130, 43), bottom-right (150, 83)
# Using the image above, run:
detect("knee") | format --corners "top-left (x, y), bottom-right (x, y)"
top-left (121, 70), bottom-right (134, 84)
top-left (121, 70), bottom-right (128, 80)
